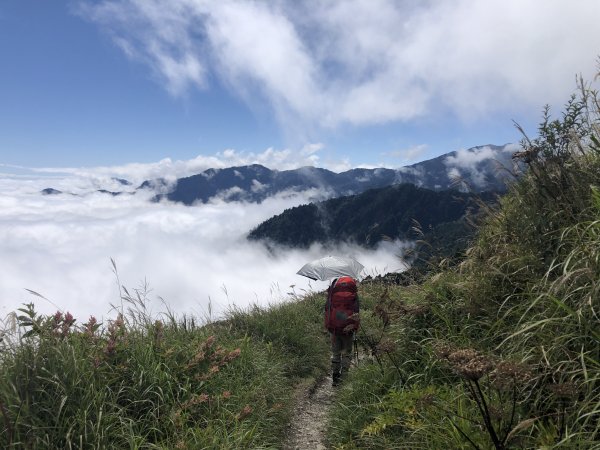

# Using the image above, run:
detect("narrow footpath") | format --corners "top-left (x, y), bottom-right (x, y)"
top-left (283, 376), bottom-right (334, 450)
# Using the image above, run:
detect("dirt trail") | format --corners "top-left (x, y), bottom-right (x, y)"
top-left (283, 376), bottom-right (334, 450)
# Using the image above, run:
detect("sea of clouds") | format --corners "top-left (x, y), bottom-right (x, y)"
top-left (0, 168), bottom-right (406, 324)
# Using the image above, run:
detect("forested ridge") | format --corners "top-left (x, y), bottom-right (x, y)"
top-left (248, 183), bottom-right (498, 268)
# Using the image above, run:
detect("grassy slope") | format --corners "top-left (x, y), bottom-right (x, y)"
top-left (0, 293), bottom-right (330, 449)
top-left (328, 87), bottom-right (600, 449)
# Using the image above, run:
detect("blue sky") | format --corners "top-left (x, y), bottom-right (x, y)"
top-left (2, 0), bottom-right (600, 171)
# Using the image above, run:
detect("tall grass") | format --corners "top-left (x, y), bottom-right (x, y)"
top-left (328, 76), bottom-right (600, 449)
top-left (0, 291), bottom-right (329, 448)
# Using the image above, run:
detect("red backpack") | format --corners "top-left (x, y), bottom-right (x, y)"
top-left (325, 276), bottom-right (360, 334)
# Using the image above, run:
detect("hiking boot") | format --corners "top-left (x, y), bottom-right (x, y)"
top-left (332, 373), bottom-right (341, 387)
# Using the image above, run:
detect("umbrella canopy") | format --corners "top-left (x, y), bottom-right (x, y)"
top-left (296, 255), bottom-right (364, 281)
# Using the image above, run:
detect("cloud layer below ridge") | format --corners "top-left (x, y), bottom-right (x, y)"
top-left (0, 170), bottom-right (404, 322)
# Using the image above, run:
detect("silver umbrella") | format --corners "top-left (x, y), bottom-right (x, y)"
top-left (296, 255), bottom-right (364, 281)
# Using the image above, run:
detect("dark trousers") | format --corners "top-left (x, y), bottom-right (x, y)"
top-left (331, 332), bottom-right (353, 377)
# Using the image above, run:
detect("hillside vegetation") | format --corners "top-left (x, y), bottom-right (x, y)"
top-left (327, 81), bottom-right (600, 449)
top-left (248, 184), bottom-right (498, 264)
top-left (0, 290), bottom-right (332, 448)
top-left (1, 81), bottom-right (599, 449)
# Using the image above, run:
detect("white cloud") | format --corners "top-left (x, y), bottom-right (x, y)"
top-left (250, 179), bottom-right (267, 193)
top-left (79, 0), bottom-right (207, 96)
top-left (79, 0), bottom-right (600, 133)
top-left (446, 167), bottom-right (462, 183)
top-left (445, 146), bottom-right (499, 170)
top-left (0, 171), bottom-right (406, 323)
top-left (443, 145), bottom-right (515, 187)
top-left (397, 165), bottom-right (424, 178)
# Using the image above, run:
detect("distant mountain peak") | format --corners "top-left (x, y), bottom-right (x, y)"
top-left (41, 188), bottom-right (62, 195)
top-left (112, 177), bottom-right (132, 186)
top-left (140, 144), bottom-right (517, 205)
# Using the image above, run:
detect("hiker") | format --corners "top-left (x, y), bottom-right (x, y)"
top-left (324, 276), bottom-right (360, 386)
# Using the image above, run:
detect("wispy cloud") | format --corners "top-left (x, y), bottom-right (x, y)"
top-left (443, 145), bottom-right (517, 188)
top-left (78, 0), bottom-right (600, 135)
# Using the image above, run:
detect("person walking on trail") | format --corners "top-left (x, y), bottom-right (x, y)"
top-left (324, 276), bottom-right (360, 386)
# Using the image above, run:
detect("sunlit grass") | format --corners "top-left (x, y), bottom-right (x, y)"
top-left (328, 77), bottom-right (600, 449)
top-left (0, 291), bottom-right (330, 448)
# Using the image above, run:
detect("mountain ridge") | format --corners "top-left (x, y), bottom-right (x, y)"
top-left (39, 144), bottom-right (517, 202)
top-left (247, 182), bottom-right (499, 266)
top-left (151, 144), bottom-right (516, 204)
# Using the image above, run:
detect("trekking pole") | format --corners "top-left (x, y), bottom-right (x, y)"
top-left (353, 331), bottom-right (359, 366)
